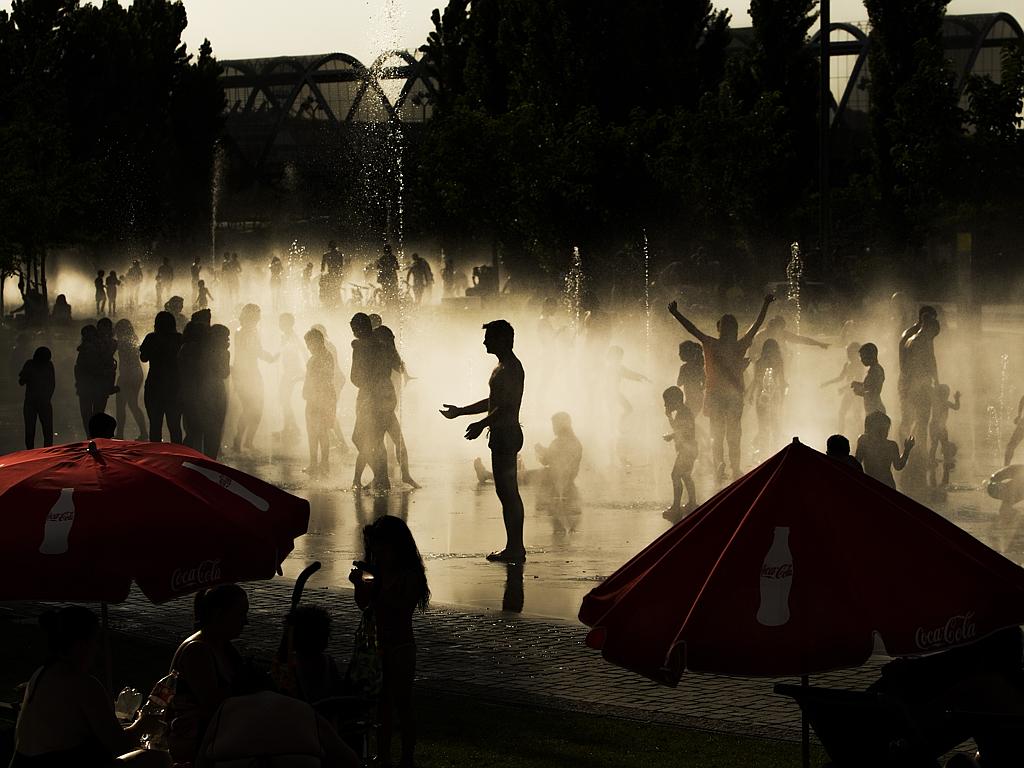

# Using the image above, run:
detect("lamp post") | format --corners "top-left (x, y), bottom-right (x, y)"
top-left (819, 0), bottom-right (831, 270)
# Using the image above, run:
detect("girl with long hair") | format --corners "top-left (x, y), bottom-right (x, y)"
top-left (749, 337), bottom-right (787, 458)
top-left (231, 304), bottom-right (277, 452)
top-left (350, 516), bottom-right (429, 768)
top-left (139, 311), bottom-right (182, 443)
top-left (352, 326), bottom-right (419, 488)
top-left (113, 319), bottom-right (147, 439)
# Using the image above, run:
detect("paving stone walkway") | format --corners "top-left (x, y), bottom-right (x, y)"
top-left (4, 577), bottom-right (886, 744)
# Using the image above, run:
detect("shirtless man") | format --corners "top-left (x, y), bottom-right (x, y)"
top-left (441, 320), bottom-right (526, 563)
top-left (898, 305), bottom-right (938, 438)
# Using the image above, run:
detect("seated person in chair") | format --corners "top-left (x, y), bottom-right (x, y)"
top-left (868, 626), bottom-right (1024, 767)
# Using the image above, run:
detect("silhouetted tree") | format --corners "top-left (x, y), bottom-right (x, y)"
top-left (864, 0), bottom-right (963, 250)
top-left (959, 41), bottom-right (1024, 293)
top-left (420, 0), bottom-right (470, 113)
top-left (0, 0), bottom-right (224, 304)
top-left (416, 0), bottom-right (731, 281)
top-left (724, 0), bottom-right (819, 251)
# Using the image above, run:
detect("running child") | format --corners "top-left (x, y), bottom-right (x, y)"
top-left (662, 386), bottom-right (697, 523)
top-left (851, 342), bottom-right (886, 418)
top-left (855, 411), bottom-right (914, 489)
top-left (821, 341), bottom-right (861, 433)
top-left (929, 384), bottom-right (960, 487)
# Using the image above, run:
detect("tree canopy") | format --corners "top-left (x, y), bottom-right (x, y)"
top-left (0, 0), bottom-right (224, 287)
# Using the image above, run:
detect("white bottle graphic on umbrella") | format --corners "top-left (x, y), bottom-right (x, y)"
top-left (757, 526), bottom-right (793, 627)
top-left (40, 488), bottom-right (75, 555)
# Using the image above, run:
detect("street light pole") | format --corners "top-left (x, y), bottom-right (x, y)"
top-left (819, 0), bottom-right (831, 269)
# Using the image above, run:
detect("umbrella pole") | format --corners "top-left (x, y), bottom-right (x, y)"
top-left (101, 602), bottom-right (112, 695)
top-left (801, 674), bottom-right (810, 768)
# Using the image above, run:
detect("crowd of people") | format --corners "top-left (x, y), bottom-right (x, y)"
top-left (654, 297), bottom-right (969, 521)
top-left (5, 245), bottom-right (993, 548)
top-left (10, 512), bottom-right (431, 768)
top-left (7, 241), bottom-right (449, 494)
top-left (20, 245), bottom-right (473, 336)
top-left (7, 243), bottom-right (1024, 768)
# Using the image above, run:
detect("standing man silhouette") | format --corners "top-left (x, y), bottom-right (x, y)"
top-left (320, 241), bottom-right (345, 309)
top-left (94, 271), bottom-right (106, 316)
top-left (104, 270), bottom-right (121, 316)
top-left (126, 259), bottom-right (143, 310)
top-left (376, 244), bottom-right (400, 307)
top-left (350, 312), bottom-right (391, 491)
top-left (190, 257), bottom-right (202, 309)
top-left (441, 320), bottom-right (526, 563)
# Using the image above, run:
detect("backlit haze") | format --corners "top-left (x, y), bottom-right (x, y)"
top-left (2, 0), bottom-right (1018, 64)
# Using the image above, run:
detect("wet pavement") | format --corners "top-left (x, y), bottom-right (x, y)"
top-left (54, 444), bottom-right (996, 750)
top-left (3, 300), bottom-right (1024, 623)
top-left (231, 441), bottom-right (1023, 624)
top-left (0, 312), bottom-right (1016, 753)
top-left (238, 449), bottom-right (678, 622)
top-left (1, 383), bottom-right (1020, 623)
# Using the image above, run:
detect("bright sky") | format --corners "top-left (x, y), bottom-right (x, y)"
top-left (2, 0), bottom-right (1022, 63)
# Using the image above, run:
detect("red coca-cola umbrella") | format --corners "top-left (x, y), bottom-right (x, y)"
top-left (580, 438), bottom-right (1024, 683)
top-left (0, 439), bottom-right (309, 604)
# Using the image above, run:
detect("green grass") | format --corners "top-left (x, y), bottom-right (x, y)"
top-left (417, 694), bottom-right (821, 768)
top-left (0, 616), bottom-right (823, 768)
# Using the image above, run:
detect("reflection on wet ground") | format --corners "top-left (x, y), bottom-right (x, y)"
top-left (235, 450), bottom-right (1024, 622)
top-left (243, 451), bottom-right (669, 620)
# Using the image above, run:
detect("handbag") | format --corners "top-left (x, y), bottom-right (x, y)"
top-left (343, 607), bottom-right (382, 697)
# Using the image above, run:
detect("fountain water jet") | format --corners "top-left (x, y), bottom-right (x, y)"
top-left (786, 242), bottom-right (803, 336)
top-left (288, 239), bottom-right (307, 310)
top-left (210, 143), bottom-right (226, 268)
top-left (999, 353), bottom-right (1010, 452)
top-left (642, 231), bottom-right (651, 363)
top-left (760, 366), bottom-right (777, 456)
top-left (565, 246), bottom-right (583, 334)
top-left (987, 404), bottom-right (1000, 469)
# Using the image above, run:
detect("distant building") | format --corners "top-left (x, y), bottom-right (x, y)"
top-left (730, 12), bottom-right (1023, 137)
top-left (220, 51), bottom-right (436, 172)
top-left (214, 14), bottom-right (1021, 236)
top-left (221, 13), bottom-right (1021, 171)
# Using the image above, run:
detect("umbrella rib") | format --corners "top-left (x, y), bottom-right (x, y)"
top-left (122, 459), bottom-right (286, 551)
top-left (666, 451), bottom-right (793, 666)
top-left (583, 460), bottom-right (777, 628)
top-left (105, 455), bottom-right (224, 510)
top-left (1, 448), bottom-right (271, 525)
top-left (842, 464), bottom-right (1024, 580)
top-left (844, 468), bottom-right (1024, 647)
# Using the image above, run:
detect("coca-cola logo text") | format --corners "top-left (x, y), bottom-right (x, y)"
top-left (914, 612), bottom-right (977, 650)
top-left (171, 559), bottom-right (223, 592)
top-left (760, 563), bottom-right (794, 579)
top-left (46, 510), bottom-right (74, 522)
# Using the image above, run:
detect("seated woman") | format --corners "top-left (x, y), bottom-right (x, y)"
top-left (350, 516), bottom-right (430, 768)
top-left (530, 412), bottom-right (583, 496)
top-left (530, 412), bottom-right (584, 532)
top-left (11, 606), bottom-right (166, 767)
top-left (50, 294), bottom-right (73, 324)
top-left (166, 585), bottom-right (253, 767)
